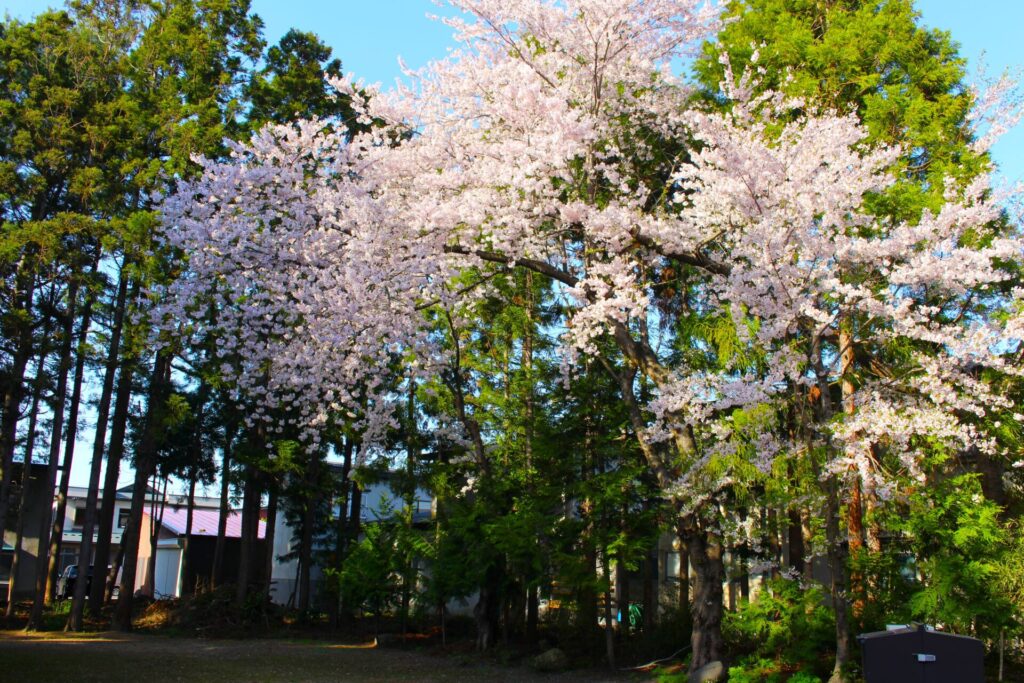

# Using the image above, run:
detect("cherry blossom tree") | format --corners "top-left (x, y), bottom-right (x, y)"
top-left (157, 1), bottom-right (1022, 674)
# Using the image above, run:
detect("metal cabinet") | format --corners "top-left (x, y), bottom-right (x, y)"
top-left (858, 624), bottom-right (984, 683)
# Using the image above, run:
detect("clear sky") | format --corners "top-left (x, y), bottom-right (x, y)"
top-left (1, 0), bottom-right (1022, 492)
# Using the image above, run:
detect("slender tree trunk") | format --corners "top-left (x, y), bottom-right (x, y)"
top-left (298, 457), bottom-right (318, 615)
top-left (840, 322), bottom-right (865, 621)
top-left (145, 476), bottom-right (168, 597)
top-left (235, 463), bottom-right (258, 607)
top-left (46, 276), bottom-right (96, 604)
top-left (67, 269), bottom-right (129, 631)
top-left (787, 508), bottom-right (806, 575)
top-left (676, 530), bottom-right (690, 624)
top-left (262, 483), bottom-right (277, 602)
top-left (91, 349), bottom-right (137, 611)
top-left (0, 258), bottom-right (36, 542)
top-left (211, 430), bottom-right (234, 588)
top-left (329, 437), bottom-right (353, 626)
top-left (526, 583), bottom-right (539, 644)
top-left (6, 328), bottom-right (49, 618)
top-left (616, 522), bottom-right (631, 630)
top-left (179, 474), bottom-right (196, 597)
top-left (112, 350), bottom-right (171, 631)
top-left (642, 546), bottom-right (656, 632)
top-left (826, 478), bottom-right (852, 683)
top-left (28, 277), bottom-right (79, 628)
top-left (105, 528), bottom-right (127, 604)
top-left (602, 548), bottom-right (617, 668)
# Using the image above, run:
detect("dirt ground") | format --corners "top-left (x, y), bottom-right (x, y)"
top-left (0, 630), bottom-right (637, 682)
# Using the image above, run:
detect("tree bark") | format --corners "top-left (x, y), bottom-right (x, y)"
top-left (145, 476), bottom-right (168, 597)
top-left (28, 276), bottom-right (79, 628)
top-left (67, 269), bottom-right (129, 631)
top-left (297, 457), bottom-right (319, 615)
top-left (262, 483), bottom-right (277, 602)
top-left (112, 350), bottom-right (171, 631)
top-left (5, 322), bottom-right (49, 618)
top-left (211, 428), bottom-right (234, 588)
top-left (90, 344), bottom-right (137, 611)
top-left (602, 548), bottom-right (616, 668)
top-left (329, 436), bottom-right (353, 626)
top-left (686, 519), bottom-right (725, 673)
top-left (234, 463), bottom-right (258, 607)
top-left (0, 257), bottom-right (36, 543)
top-left (178, 474), bottom-right (197, 597)
top-left (45, 273), bottom-right (96, 604)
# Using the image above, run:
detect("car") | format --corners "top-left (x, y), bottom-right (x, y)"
top-left (56, 564), bottom-right (84, 601)
top-left (56, 564), bottom-right (119, 601)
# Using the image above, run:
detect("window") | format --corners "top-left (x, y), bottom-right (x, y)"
top-left (665, 551), bottom-right (681, 582)
top-left (72, 507), bottom-right (86, 529)
top-left (117, 509), bottom-right (130, 529)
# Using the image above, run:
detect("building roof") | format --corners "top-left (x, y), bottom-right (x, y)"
top-left (155, 507), bottom-right (266, 540)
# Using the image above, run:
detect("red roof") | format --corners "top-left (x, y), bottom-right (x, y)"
top-left (154, 507), bottom-right (266, 539)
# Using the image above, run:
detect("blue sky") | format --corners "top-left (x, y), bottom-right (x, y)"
top-left (2, 0), bottom-right (1022, 490)
top-left (4, 0), bottom-right (1022, 183)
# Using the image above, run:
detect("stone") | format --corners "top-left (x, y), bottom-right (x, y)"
top-left (687, 660), bottom-right (725, 683)
top-left (532, 647), bottom-right (570, 672)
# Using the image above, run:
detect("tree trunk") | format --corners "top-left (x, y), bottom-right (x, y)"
top-left (262, 483), bottom-right (277, 602)
top-left (145, 476), bottom-right (168, 597)
top-left (616, 536), bottom-right (630, 630)
top-left (643, 546), bottom-right (656, 631)
top-left (211, 430), bottom-right (234, 588)
top-left (474, 564), bottom-right (501, 651)
top-left (298, 457), bottom-right (318, 615)
top-left (68, 269), bottom-right (129, 631)
top-left (826, 478), bottom-right (852, 683)
top-left (0, 257), bottom-right (36, 543)
top-left (602, 548), bottom-right (617, 668)
top-left (787, 508), bottom-right (806, 575)
top-left (45, 274), bottom-right (96, 604)
top-left (90, 346), bottom-right (137, 611)
top-left (526, 583), bottom-right (539, 645)
top-left (329, 437), bottom-right (353, 626)
top-left (179, 474), bottom-right (197, 597)
top-left (28, 276), bottom-right (79, 628)
top-left (234, 463), bottom-right (258, 607)
top-left (112, 350), bottom-right (171, 631)
top-left (677, 534), bottom-right (690, 623)
top-left (6, 330), bottom-right (48, 618)
top-left (687, 521), bottom-right (725, 673)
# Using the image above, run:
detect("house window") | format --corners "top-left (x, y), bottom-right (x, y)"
top-left (72, 507), bottom-right (86, 529)
top-left (117, 509), bottom-right (130, 529)
top-left (665, 551), bottom-right (681, 582)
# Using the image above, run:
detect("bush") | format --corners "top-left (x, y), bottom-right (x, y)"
top-left (723, 578), bottom-right (833, 680)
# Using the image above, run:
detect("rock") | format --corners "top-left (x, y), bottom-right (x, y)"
top-left (532, 647), bottom-right (570, 672)
top-left (687, 660), bottom-right (725, 683)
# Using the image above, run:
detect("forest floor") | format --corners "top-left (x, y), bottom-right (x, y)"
top-left (0, 629), bottom-right (638, 682)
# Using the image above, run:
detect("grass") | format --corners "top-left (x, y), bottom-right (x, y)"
top-left (0, 629), bottom-right (632, 682)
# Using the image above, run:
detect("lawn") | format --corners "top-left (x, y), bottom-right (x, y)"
top-left (0, 630), bottom-right (631, 682)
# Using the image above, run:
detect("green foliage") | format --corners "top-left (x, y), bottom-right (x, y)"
top-left (901, 474), bottom-right (1018, 639)
top-left (723, 579), bottom-right (834, 679)
top-left (695, 0), bottom-right (985, 223)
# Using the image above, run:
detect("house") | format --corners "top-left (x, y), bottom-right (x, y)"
top-left (4, 479), bottom-right (266, 602)
top-left (269, 469), bottom-right (432, 607)
top-left (1, 461), bottom-right (48, 601)
top-left (139, 504), bottom-right (267, 598)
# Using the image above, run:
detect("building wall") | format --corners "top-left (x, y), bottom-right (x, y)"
top-left (1, 464), bottom-right (50, 601)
